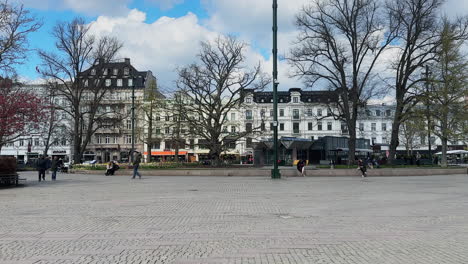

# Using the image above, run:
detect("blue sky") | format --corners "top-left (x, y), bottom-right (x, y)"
top-left (14, 0), bottom-right (468, 93)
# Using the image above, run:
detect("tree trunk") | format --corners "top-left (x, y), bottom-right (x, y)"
top-left (388, 102), bottom-right (403, 164)
top-left (147, 105), bottom-right (153, 163)
top-left (347, 126), bottom-right (356, 166)
top-left (73, 114), bottom-right (81, 164)
top-left (441, 137), bottom-right (448, 167)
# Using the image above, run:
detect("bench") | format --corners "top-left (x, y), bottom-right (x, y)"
top-left (0, 173), bottom-right (20, 186)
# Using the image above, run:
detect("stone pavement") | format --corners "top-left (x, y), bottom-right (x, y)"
top-left (1, 172), bottom-right (467, 264)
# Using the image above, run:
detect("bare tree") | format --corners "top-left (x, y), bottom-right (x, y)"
top-left (399, 112), bottom-right (425, 156)
top-left (176, 36), bottom-right (269, 165)
top-left (289, 0), bottom-right (398, 165)
top-left (37, 17), bottom-right (123, 163)
top-left (0, 1), bottom-right (41, 75)
top-left (385, 0), bottom-right (468, 163)
top-left (429, 18), bottom-right (468, 167)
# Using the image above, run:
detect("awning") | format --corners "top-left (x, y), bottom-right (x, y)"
top-left (435, 150), bottom-right (468, 155)
top-left (331, 148), bottom-right (373, 153)
top-left (144, 151), bottom-right (188, 156)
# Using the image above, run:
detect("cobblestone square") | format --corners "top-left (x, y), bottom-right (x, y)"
top-left (1, 172), bottom-right (468, 264)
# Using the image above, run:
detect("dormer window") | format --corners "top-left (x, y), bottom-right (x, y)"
top-left (128, 79), bottom-right (133, 86)
top-left (105, 79), bottom-right (111, 87)
top-left (117, 79), bottom-right (122, 87)
top-left (293, 97), bottom-right (299, 103)
top-left (246, 97), bottom-right (252, 103)
top-left (83, 79), bottom-right (88, 87)
top-left (124, 67), bottom-right (129, 75)
top-left (91, 69), bottom-right (96, 75)
top-left (103, 68), bottom-right (108, 75)
top-left (113, 68), bottom-right (118, 75)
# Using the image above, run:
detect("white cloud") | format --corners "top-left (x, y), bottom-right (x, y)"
top-left (89, 10), bottom-right (220, 90)
top-left (443, 0), bottom-right (468, 17)
top-left (16, 0), bottom-right (131, 16)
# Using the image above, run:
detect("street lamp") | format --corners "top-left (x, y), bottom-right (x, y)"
top-left (131, 78), bottom-right (135, 163)
top-left (271, 0), bottom-right (281, 179)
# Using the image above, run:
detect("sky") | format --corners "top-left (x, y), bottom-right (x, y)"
top-left (14, 0), bottom-right (468, 95)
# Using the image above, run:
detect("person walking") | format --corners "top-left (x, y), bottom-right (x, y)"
top-left (132, 152), bottom-right (142, 179)
top-left (357, 158), bottom-right (367, 178)
top-left (36, 155), bottom-right (47, 182)
top-left (50, 156), bottom-right (59, 181)
top-left (296, 160), bottom-right (305, 177)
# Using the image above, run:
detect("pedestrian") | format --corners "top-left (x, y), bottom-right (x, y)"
top-left (296, 160), bottom-right (305, 177)
top-left (45, 156), bottom-right (52, 174)
top-left (50, 156), bottom-right (59, 181)
top-left (36, 155), bottom-right (47, 182)
top-left (132, 152), bottom-right (142, 179)
top-left (106, 161), bottom-right (119, 176)
top-left (357, 158), bottom-right (367, 177)
top-left (416, 152), bottom-right (421, 167)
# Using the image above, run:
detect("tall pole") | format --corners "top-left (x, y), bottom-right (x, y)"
top-left (424, 65), bottom-right (432, 164)
top-left (271, 0), bottom-right (281, 179)
top-left (131, 81), bottom-right (135, 163)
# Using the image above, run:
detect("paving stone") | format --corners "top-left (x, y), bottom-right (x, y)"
top-left (0, 172), bottom-right (467, 263)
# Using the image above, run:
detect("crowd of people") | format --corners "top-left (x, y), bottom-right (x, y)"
top-left (35, 155), bottom-right (64, 181)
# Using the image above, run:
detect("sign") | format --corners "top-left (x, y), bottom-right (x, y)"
top-left (53, 150), bottom-right (67, 154)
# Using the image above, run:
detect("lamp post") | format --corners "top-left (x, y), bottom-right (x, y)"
top-left (131, 79), bottom-right (135, 163)
top-left (424, 65), bottom-right (433, 164)
top-left (271, 0), bottom-right (281, 179)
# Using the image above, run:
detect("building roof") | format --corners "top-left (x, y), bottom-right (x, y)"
top-left (243, 88), bottom-right (338, 104)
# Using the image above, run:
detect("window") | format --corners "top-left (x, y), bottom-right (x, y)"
top-left (19, 140), bottom-right (24, 147)
top-left (125, 135), bottom-right (132, 144)
top-left (293, 109), bottom-right (300, 120)
top-left (61, 139), bottom-right (67, 146)
top-left (231, 113), bottom-right (236, 121)
top-left (327, 109), bottom-right (332, 116)
top-left (376, 110), bottom-right (381, 116)
top-left (113, 68), bottom-right (118, 75)
top-left (307, 108), bottom-right (312, 116)
top-left (223, 126), bottom-right (228, 132)
top-left (246, 110), bottom-right (252, 120)
top-left (165, 116), bottom-right (170, 121)
top-left (173, 116), bottom-right (177, 121)
top-left (189, 139), bottom-right (195, 149)
top-left (293, 122), bottom-right (300, 134)
top-left (386, 110), bottom-right (391, 116)
top-left (270, 123), bottom-right (274, 131)
top-left (34, 138), bottom-right (40, 146)
top-left (246, 97), bottom-right (252, 103)
top-left (126, 119), bottom-right (132, 129)
top-left (124, 67), bottom-right (129, 75)
top-left (155, 128), bottom-right (161, 134)
top-left (165, 127), bottom-right (170, 134)
top-left (317, 122), bottom-right (322, 131)
top-left (105, 136), bottom-right (110, 144)
top-left (308, 122), bottom-right (313, 130)
top-left (128, 79), bottom-right (133, 86)
top-left (112, 137), bottom-right (117, 144)
top-left (84, 79), bottom-right (88, 87)
top-left (293, 97), bottom-right (299, 103)
top-left (96, 136), bottom-right (102, 144)
top-left (317, 109), bottom-right (322, 116)
top-left (359, 123), bottom-right (364, 131)
top-left (91, 69), bottom-right (96, 75)
top-left (382, 137), bottom-right (388, 144)
top-left (261, 122), bottom-right (266, 131)
top-left (270, 109), bottom-right (274, 117)
top-left (366, 110), bottom-right (372, 116)
top-left (156, 116), bottom-right (161, 121)
top-left (279, 109), bottom-right (284, 117)
top-left (246, 123), bottom-right (253, 133)
top-left (246, 138), bottom-right (253, 148)
top-left (103, 68), bottom-right (109, 75)
top-left (371, 137), bottom-right (376, 145)
top-left (231, 126), bottom-right (236, 133)
top-left (371, 123), bottom-right (376, 131)
top-left (117, 79), bottom-right (122, 87)
top-left (382, 123), bottom-right (387, 131)
top-left (105, 79), bottom-right (111, 87)
top-left (279, 123), bottom-right (284, 131)
top-left (327, 122), bottom-right (332, 130)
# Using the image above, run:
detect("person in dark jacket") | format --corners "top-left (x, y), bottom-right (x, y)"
top-left (131, 152), bottom-right (142, 179)
top-left (357, 159), bottom-right (367, 178)
top-left (50, 156), bottom-right (59, 181)
top-left (296, 160), bottom-right (305, 177)
top-left (36, 155), bottom-right (47, 181)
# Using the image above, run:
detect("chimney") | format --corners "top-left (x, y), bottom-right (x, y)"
top-left (124, 58), bottom-right (130, 64)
